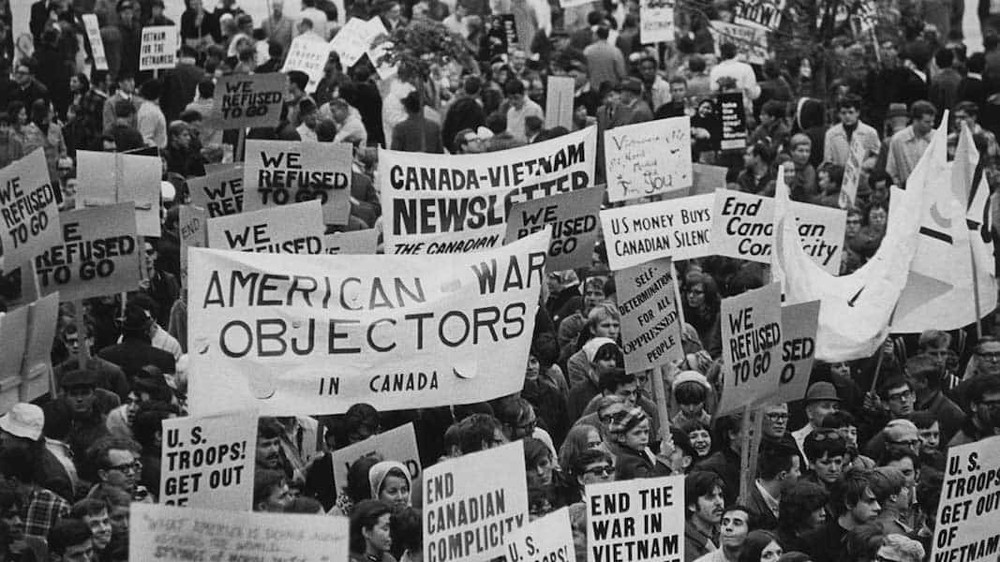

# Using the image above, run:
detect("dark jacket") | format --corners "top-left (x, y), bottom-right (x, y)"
top-left (98, 338), bottom-right (176, 382)
top-left (608, 442), bottom-right (672, 481)
top-left (161, 62), bottom-right (206, 122)
top-left (745, 481), bottom-right (780, 531)
top-left (391, 115), bottom-right (443, 153)
top-left (694, 447), bottom-right (741, 505)
top-left (442, 97), bottom-right (485, 153)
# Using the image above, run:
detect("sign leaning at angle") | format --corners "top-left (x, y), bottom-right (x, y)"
top-left (424, 441), bottom-right (529, 562)
top-left (331, 423), bottom-right (420, 498)
top-left (185, 230), bottom-right (550, 417)
top-left (187, 164), bottom-right (244, 217)
top-left (504, 507), bottom-right (573, 562)
top-left (585, 474), bottom-right (685, 562)
top-left (716, 282), bottom-right (783, 416)
top-left (281, 35), bottom-right (332, 93)
top-left (0, 149), bottom-right (62, 271)
top-left (324, 228), bottom-right (379, 255)
top-left (178, 205), bottom-right (207, 286)
top-left (206, 199), bottom-right (324, 254)
top-left (617, 257), bottom-right (683, 373)
top-left (81, 14), bottom-right (108, 71)
top-left (605, 117), bottom-right (691, 202)
top-left (639, 0), bottom-right (676, 43)
top-left (931, 436), bottom-right (1000, 562)
top-left (20, 293), bottom-right (60, 404)
top-left (545, 76), bottom-right (575, 131)
top-left (212, 74), bottom-right (285, 129)
top-left (774, 300), bottom-right (820, 404)
top-left (599, 193), bottom-right (714, 271)
top-left (504, 186), bottom-right (604, 272)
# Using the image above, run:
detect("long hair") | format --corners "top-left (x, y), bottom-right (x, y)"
top-left (349, 500), bottom-right (393, 554)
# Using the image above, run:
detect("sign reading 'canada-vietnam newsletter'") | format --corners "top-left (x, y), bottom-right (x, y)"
top-left (139, 25), bottom-right (178, 71)
top-left (605, 117), bottom-right (691, 202)
top-left (185, 231), bottom-right (549, 417)
top-left (130, 503), bottom-right (348, 562)
top-left (717, 282), bottom-right (783, 416)
top-left (424, 441), bottom-right (528, 562)
top-left (243, 140), bottom-right (352, 225)
top-left (931, 436), bottom-right (1000, 562)
top-left (585, 475), bottom-right (685, 562)
top-left (207, 200), bottom-right (324, 254)
top-left (0, 149), bottom-right (62, 271)
top-left (599, 194), bottom-right (713, 271)
top-left (212, 73), bottom-right (285, 129)
top-left (505, 186), bottom-right (603, 272)
top-left (380, 127), bottom-right (596, 255)
top-left (617, 258), bottom-right (683, 373)
top-left (33, 203), bottom-right (139, 302)
top-left (159, 410), bottom-right (257, 510)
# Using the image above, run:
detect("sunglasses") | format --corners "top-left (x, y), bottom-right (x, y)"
top-left (810, 430), bottom-right (843, 442)
top-left (584, 464), bottom-right (613, 477)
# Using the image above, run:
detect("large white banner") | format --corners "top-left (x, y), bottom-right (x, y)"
top-left (186, 232), bottom-right (549, 416)
top-left (380, 127), bottom-right (597, 255)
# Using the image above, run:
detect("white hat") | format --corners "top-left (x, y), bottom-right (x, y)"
top-left (672, 370), bottom-right (711, 391)
top-left (0, 403), bottom-right (45, 441)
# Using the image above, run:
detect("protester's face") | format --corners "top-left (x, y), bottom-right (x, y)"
top-left (913, 114), bottom-right (936, 137)
top-left (839, 106), bottom-right (860, 126)
top-left (256, 436), bottom-right (282, 469)
top-left (364, 513), bottom-right (393, 552)
top-left (14, 66), bottom-right (31, 86)
top-left (84, 509), bottom-right (112, 550)
top-left (679, 401), bottom-right (704, 417)
top-left (791, 143), bottom-right (811, 165)
top-left (686, 283), bottom-right (706, 308)
top-left (639, 61), bottom-right (657, 82)
top-left (869, 207), bottom-right (888, 230)
top-left (579, 460), bottom-right (614, 486)
top-left (845, 214), bottom-right (862, 236)
top-left (810, 453), bottom-right (844, 484)
top-left (109, 505), bottom-right (129, 534)
top-left (120, 78), bottom-right (135, 94)
top-left (1, 506), bottom-right (23, 540)
top-left (509, 409), bottom-right (537, 440)
top-left (261, 481), bottom-right (291, 512)
top-left (585, 428), bottom-right (602, 449)
top-left (691, 485), bottom-right (725, 525)
top-left (885, 384), bottom-right (915, 417)
top-left (379, 475), bottom-right (411, 508)
top-left (762, 404), bottom-right (789, 438)
top-left (527, 453), bottom-right (554, 488)
top-left (584, 286), bottom-right (605, 310)
top-left (593, 315), bottom-right (620, 339)
top-left (743, 147), bottom-right (757, 169)
top-left (670, 81), bottom-right (687, 102)
top-left (720, 509), bottom-right (749, 549)
top-left (15, 108), bottom-right (27, 125)
top-left (61, 539), bottom-right (95, 562)
top-left (70, 75), bottom-right (81, 91)
top-left (66, 385), bottom-right (96, 416)
top-left (918, 421), bottom-right (940, 451)
top-left (688, 429), bottom-right (712, 457)
top-left (808, 400), bottom-right (838, 425)
top-left (837, 425), bottom-right (858, 448)
top-left (103, 449), bottom-right (139, 492)
top-left (761, 540), bottom-right (783, 562)
top-left (886, 457), bottom-right (917, 488)
top-left (508, 92), bottom-right (525, 110)
top-left (975, 390), bottom-right (1000, 427)
top-left (806, 506), bottom-right (826, 530)
top-left (976, 342), bottom-right (1000, 376)
top-left (574, 105), bottom-right (589, 123)
top-left (525, 355), bottom-right (540, 380)
top-left (622, 418), bottom-right (650, 451)
top-left (850, 487), bottom-right (881, 523)
top-left (614, 382), bottom-right (638, 406)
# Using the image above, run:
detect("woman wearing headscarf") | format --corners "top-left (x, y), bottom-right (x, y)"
top-left (368, 461), bottom-right (412, 510)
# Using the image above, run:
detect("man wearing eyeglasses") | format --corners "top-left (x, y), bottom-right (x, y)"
top-left (903, 355), bottom-right (965, 444)
top-left (950, 375), bottom-right (1000, 446)
top-left (86, 436), bottom-right (150, 503)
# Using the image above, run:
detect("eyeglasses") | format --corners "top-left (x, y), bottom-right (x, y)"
top-left (107, 460), bottom-right (142, 474)
top-left (809, 430), bottom-right (843, 442)
top-left (977, 351), bottom-right (1000, 361)
top-left (887, 389), bottom-right (913, 402)
top-left (765, 413), bottom-right (789, 421)
top-left (875, 554), bottom-right (903, 562)
top-left (583, 464), bottom-right (614, 477)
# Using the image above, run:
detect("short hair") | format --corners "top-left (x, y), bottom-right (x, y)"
top-left (878, 376), bottom-right (912, 400)
top-left (955, 100), bottom-right (980, 118)
top-left (179, 109), bottom-right (202, 123)
top-left (86, 437), bottom-right (140, 476)
top-left (168, 120), bottom-right (190, 139)
top-left (346, 456), bottom-right (380, 503)
top-left (758, 441), bottom-right (799, 480)
top-left (832, 467), bottom-right (875, 515)
top-left (789, 133), bottom-right (812, 150)
top-left (139, 79), bottom-right (161, 100)
top-left (918, 329), bottom-right (950, 350)
top-left (455, 413), bottom-right (503, 454)
top-left (257, 417), bottom-right (284, 441)
top-left (599, 368), bottom-right (635, 394)
top-left (749, 141), bottom-right (776, 164)
top-left (908, 410), bottom-right (938, 430)
top-left (570, 448), bottom-right (614, 479)
top-left (779, 481), bottom-right (829, 532)
top-left (525, 115), bottom-right (544, 133)
top-left (316, 119), bottom-right (336, 142)
top-left (504, 79), bottom-right (526, 97)
top-left (720, 42), bottom-right (738, 60)
top-left (401, 91), bottom-right (421, 114)
top-left (253, 469), bottom-right (286, 508)
top-left (495, 396), bottom-right (534, 428)
top-left (595, 26), bottom-right (610, 40)
top-left (132, 405), bottom-right (174, 451)
top-left (968, 51), bottom-right (986, 73)
top-left (350, 500), bottom-right (393, 554)
top-left (464, 75), bottom-right (482, 95)
top-left (935, 48), bottom-right (955, 68)
top-left (48, 519), bottom-right (92, 556)
top-left (905, 354), bottom-right (942, 389)
top-left (0, 447), bottom-right (38, 483)
top-left (689, 55), bottom-right (707, 72)
top-left (804, 428), bottom-right (847, 462)
top-left (685, 471), bottom-right (724, 511)
top-left (910, 100), bottom-right (937, 120)
top-left (879, 534), bottom-right (925, 562)
top-left (344, 403), bottom-right (380, 441)
top-left (197, 78), bottom-right (215, 99)
top-left (868, 467), bottom-right (905, 503)
top-left (669, 75), bottom-right (688, 87)
top-left (287, 70), bottom-right (309, 91)
top-left (674, 381), bottom-right (708, 405)
top-left (70, 498), bottom-right (109, 519)
top-left (761, 100), bottom-right (786, 119)
top-left (670, 426), bottom-right (698, 461)
top-left (391, 506), bottom-right (422, 554)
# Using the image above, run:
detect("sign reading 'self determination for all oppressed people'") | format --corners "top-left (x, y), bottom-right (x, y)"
top-left (617, 257), bottom-right (683, 373)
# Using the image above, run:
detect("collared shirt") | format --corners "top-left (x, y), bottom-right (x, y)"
top-left (886, 125), bottom-right (933, 186)
top-left (755, 480), bottom-right (780, 519)
top-left (685, 518), bottom-right (718, 562)
top-left (23, 487), bottom-right (70, 541)
top-left (44, 439), bottom-right (80, 496)
top-left (792, 423), bottom-right (814, 461)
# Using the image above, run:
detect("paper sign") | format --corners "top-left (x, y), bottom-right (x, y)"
top-left (207, 200), bottom-right (324, 254)
top-left (711, 190), bottom-right (846, 273)
top-left (243, 140), bottom-right (352, 225)
top-left (605, 117), bottom-right (692, 202)
top-left (282, 35), bottom-right (332, 93)
top-left (20, 292), bottom-right (58, 403)
top-left (599, 194), bottom-right (713, 271)
top-left (718, 93), bottom-right (748, 151)
top-left (331, 423), bottom-right (420, 497)
top-left (179, 205), bottom-right (207, 283)
top-left (773, 300), bottom-right (820, 404)
top-left (0, 149), bottom-right (62, 271)
top-left (839, 138), bottom-right (866, 209)
top-left (188, 164), bottom-right (244, 218)
top-left (139, 25), bottom-right (178, 70)
top-left (931, 437), bottom-right (1000, 562)
top-left (617, 258), bottom-right (683, 373)
top-left (640, 0), bottom-right (676, 43)
top-left (545, 76), bottom-right (575, 131)
top-left (186, 231), bottom-right (548, 417)
top-left (129, 503), bottom-right (349, 561)
top-left (505, 186), bottom-right (603, 271)
top-left (77, 151), bottom-right (161, 237)
top-left (0, 306), bottom-right (29, 412)
top-left (717, 282), bottom-right (783, 416)
top-left (692, 163), bottom-right (729, 194)
top-left (212, 74), bottom-right (285, 129)
top-left (323, 229), bottom-right (378, 254)
top-left (505, 508), bottom-right (574, 562)
top-left (424, 441), bottom-right (528, 562)
top-left (82, 14), bottom-right (108, 71)
top-left (560, 0), bottom-right (592, 7)
top-left (33, 203), bottom-right (140, 301)
top-left (329, 17), bottom-right (387, 68)
top-left (734, 0), bottom-right (785, 30)
top-left (585, 475), bottom-right (685, 562)
top-left (159, 410), bottom-right (257, 510)
top-left (380, 127), bottom-right (597, 256)
top-left (709, 21), bottom-right (768, 64)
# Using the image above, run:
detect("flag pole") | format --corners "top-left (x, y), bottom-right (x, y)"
top-left (970, 228), bottom-right (984, 341)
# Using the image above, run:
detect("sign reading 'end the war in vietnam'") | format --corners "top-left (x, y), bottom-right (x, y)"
top-left (586, 475), bottom-right (685, 562)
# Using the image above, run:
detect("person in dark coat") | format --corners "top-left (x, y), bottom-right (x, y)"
top-left (341, 67), bottom-right (385, 147)
top-left (442, 76), bottom-right (486, 153)
top-left (160, 45), bottom-right (206, 123)
top-left (115, 0), bottom-right (143, 81)
top-left (98, 304), bottom-right (176, 383)
top-left (390, 91), bottom-right (443, 153)
top-left (33, 28), bottom-right (73, 119)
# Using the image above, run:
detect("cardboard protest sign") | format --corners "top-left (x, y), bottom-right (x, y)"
top-left (424, 441), bottom-right (528, 562)
top-left (617, 258), bottom-right (683, 373)
top-left (178, 205), bottom-right (207, 284)
top-left (331, 423), bottom-right (420, 498)
top-left (243, 139), bottom-right (352, 225)
top-left (839, 138), bottom-right (866, 209)
top-left (505, 507), bottom-right (573, 562)
top-left (711, 190), bottom-right (846, 274)
top-left (931, 436), bottom-right (1000, 562)
top-left (329, 17), bottom-right (387, 68)
top-left (718, 93), bottom-right (748, 151)
top-left (545, 76), bottom-right (575, 131)
top-left (282, 35), bottom-right (332, 93)
top-left (0, 306), bottom-right (29, 412)
top-left (20, 292), bottom-right (58, 403)
top-left (81, 14), bottom-right (108, 71)
top-left (774, 300), bottom-right (820, 404)
top-left (605, 117), bottom-right (691, 202)
top-left (139, 25), bottom-right (178, 70)
top-left (734, 0), bottom-right (785, 30)
top-left (207, 200), bottom-right (324, 254)
top-left (717, 282), bottom-right (783, 416)
top-left (380, 127), bottom-right (597, 255)
top-left (159, 410), bottom-right (257, 510)
top-left (0, 149), bottom-right (62, 271)
top-left (33, 203), bottom-right (140, 302)
top-left (692, 163), bottom-right (729, 194)
top-left (77, 151), bottom-right (161, 237)
top-left (213, 74), bottom-right (284, 129)
top-left (323, 229), bottom-right (378, 255)
top-left (640, 0), bottom-right (676, 43)
top-left (585, 475), bottom-right (685, 562)
top-left (186, 231), bottom-right (548, 417)
top-left (187, 164), bottom-right (244, 218)
top-left (130, 503), bottom-right (349, 561)
top-left (599, 193), bottom-right (713, 271)
top-left (560, 0), bottom-right (592, 6)
top-left (505, 186), bottom-right (603, 272)
top-left (709, 21), bottom-right (768, 64)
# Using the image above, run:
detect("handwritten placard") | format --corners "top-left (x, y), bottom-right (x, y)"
top-left (605, 117), bottom-right (691, 202)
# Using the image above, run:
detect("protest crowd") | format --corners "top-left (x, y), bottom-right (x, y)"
top-left (4, 0), bottom-right (1000, 560)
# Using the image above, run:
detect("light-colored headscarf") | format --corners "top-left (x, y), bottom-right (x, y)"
top-left (368, 460), bottom-right (411, 502)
